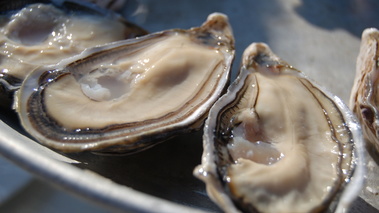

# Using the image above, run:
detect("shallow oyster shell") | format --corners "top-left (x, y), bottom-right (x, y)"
top-left (0, 0), bottom-right (147, 108)
top-left (350, 28), bottom-right (379, 154)
top-left (194, 43), bottom-right (365, 213)
top-left (15, 12), bottom-right (235, 153)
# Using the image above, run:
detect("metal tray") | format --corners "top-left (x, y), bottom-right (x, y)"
top-left (0, 0), bottom-right (378, 212)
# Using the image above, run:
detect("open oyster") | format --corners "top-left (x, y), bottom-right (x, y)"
top-left (15, 13), bottom-right (235, 153)
top-left (0, 0), bottom-right (146, 108)
top-left (194, 43), bottom-right (364, 213)
top-left (350, 28), bottom-right (379, 154)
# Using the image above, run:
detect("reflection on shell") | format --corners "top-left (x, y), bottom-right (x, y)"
top-left (15, 13), bottom-right (235, 154)
top-left (195, 43), bottom-right (365, 213)
top-left (350, 28), bottom-right (379, 154)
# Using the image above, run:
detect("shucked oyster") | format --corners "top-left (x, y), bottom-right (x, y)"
top-left (0, 0), bottom-right (146, 108)
top-left (350, 28), bottom-right (379, 153)
top-left (15, 13), bottom-right (235, 153)
top-left (194, 43), bottom-right (364, 213)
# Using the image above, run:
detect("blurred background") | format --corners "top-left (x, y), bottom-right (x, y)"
top-left (1, 0), bottom-right (379, 212)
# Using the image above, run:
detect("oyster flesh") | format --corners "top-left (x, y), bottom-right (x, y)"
top-left (350, 28), bottom-right (379, 153)
top-left (15, 13), bottom-right (235, 153)
top-left (194, 43), bottom-right (364, 213)
top-left (0, 0), bottom-right (147, 108)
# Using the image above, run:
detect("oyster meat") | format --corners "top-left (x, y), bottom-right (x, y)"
top-left (0, 0), bottom-right (146, 107)
top-left (15, 13), bottom-right (235, 153)
top-left (350, 28), bottom-right (379, 153)
top-left (194, 43), bottom-right (364, 213)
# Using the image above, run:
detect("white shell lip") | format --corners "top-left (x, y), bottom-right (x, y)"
top-left (15, 12), bottom-right (235, 153)
top-left (349, 27), bottom-right (379, 110)
top-left (350, 27), bottom-right (379, 153)
top-left (194, 42), bottom-right (366, 213)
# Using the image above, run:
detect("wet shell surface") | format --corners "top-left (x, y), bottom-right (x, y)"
top-left (350, 28), bottom-right (379, 154)
top-left (194, 43), bottom-right (365, 213)
top-left (0, 0), bottom-right (147, 108)
top-left (15, 13), bottom-right (235, 153)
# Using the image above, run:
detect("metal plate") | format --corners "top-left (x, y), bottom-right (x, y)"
top-left (0, 0), bottom-right (378, 212)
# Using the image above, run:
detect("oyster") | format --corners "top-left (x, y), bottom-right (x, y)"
top-left (0, 0), bottom-right (147, 108)
top-left (194, 43), bottom-right (365, 212)
top-left (350, 28), bottom-right (379, 153)
top-left (15, 13), bottom-right (235, 153)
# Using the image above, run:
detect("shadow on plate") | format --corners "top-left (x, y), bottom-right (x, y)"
top-left (0, 107), bottom-right (221, 212)
top-left (65, 130), bottom-right (221, 212)
top-left (350, 196), bottom-right (379, 213)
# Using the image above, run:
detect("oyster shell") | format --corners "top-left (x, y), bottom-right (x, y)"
top-left (0, 0), bottom-right (147, 108)
top-left (194, 43), bottom-right (365, 213)
top-left (350, 28), bottom-right (379, 154)
top-left (15, 13), bottom-right (235, 153)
